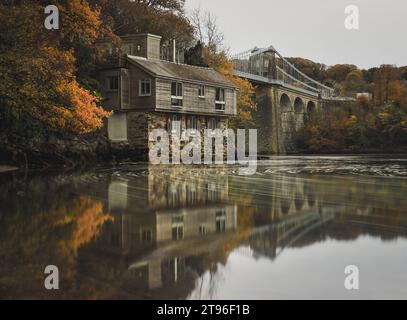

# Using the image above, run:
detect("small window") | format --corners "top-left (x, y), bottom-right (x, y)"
top-left (172, 215), bottom-right (184, 241)
top-left (172, 225), bottom-right (184, 241)
top-left (169, 115), bottom-right (181, 134)
top-left (208, 118), bottom-right (220, 130)
top-left (198, 85), bottom-right (205, 98)
top-left (187, 116), bottom-right (198, 132)
top-left (216, 210), bottom-right (226, 233)
top-left (172, 215), bottom-right (184, 224)
top-left (139, 79), bottom-right (151, 96)
top-left (215, 88), bottom-right (225, 111)
top-left (140, 228), bottom-right (152, 244)
top-left (199, 225), bottom-right (207, 237)
top-left (171, 81), bottom-right (183, 107)
top-left (108, 76), bottom-right (119, 91)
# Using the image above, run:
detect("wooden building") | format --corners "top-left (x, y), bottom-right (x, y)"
top-left (96, 34), bottom-right (238, 157)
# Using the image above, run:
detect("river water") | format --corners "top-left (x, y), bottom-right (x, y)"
top-left (1, 155), bottom-right (407, 299)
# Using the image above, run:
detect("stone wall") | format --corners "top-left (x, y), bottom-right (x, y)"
top-left (109, 110), bottom-right (229, 161)
top-left (253, 85), bottom-right (320, 154)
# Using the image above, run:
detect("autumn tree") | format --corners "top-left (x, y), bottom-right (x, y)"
top-left (0, 1), bottom-right (110, 135)
top-left (91, 0), bottom-right (194, 47)
top-left (325, 64), bottom-right (358, 82)
top-left (373, 65), bottom-right (407, 106)
top-left (286, 57), bottom-right (327, 82)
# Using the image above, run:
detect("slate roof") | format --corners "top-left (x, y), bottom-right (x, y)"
top-left (127, 55), bottom-right (238, 89)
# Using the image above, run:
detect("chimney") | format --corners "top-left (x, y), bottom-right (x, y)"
top-left (121, 33), bottom-right (162, 60)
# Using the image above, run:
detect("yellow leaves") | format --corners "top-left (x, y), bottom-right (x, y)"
top-left (346, 69), bottom-right (363, 82)
top-left (349, 115), bottom-right (358, 124)
top-left (379, 112), bottom-right (390, 121)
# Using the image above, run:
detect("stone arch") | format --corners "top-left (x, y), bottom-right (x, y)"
top-left (306, 101), bottom-right (316, 114)
top-left (307, 192), bottom-right (316, 207)
top-left (294, 97), bottom-right (305, 114)
top-left (294, 192), bottom-right (304, 211)
top-left (280, 93), bottom-right (292, 112)
top-left (281, 198), bottom-right (291, 215)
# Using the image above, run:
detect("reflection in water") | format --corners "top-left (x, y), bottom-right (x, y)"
top-left (1, 156), bottom-right (407, 299)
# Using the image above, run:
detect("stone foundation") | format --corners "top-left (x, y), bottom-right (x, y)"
top-left (109, 111), bottom-right (229, 161)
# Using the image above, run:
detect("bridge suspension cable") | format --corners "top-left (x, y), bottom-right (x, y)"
top-left (230, 46), bottom-right (335, 98)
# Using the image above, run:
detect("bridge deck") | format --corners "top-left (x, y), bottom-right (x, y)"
top-left (235, 71), bottom-right (320, 98)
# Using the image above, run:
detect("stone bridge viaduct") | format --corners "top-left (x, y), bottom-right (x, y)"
top-left (231, 46), bottom-right (348, 154)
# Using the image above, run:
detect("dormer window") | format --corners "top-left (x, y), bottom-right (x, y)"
top-left (139, 79), bottom-right (151, 96)
top-left (198, 85), bottom-right (205, 98)
top-left (108, 76), bottom-right (119, 91)
top-left (171, 81), bottom-right (183, 107)
top-left (215, 88), bottom-right (225, 111)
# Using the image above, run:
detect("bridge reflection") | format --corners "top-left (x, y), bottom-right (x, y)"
top-left (2, 165), bottom-right (407, 299)
top-left (77, 166), bottom-right (407, 299)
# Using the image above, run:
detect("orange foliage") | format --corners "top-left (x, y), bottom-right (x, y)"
top-left (203, 48), bottom-right (257, 126)
top-left (0, 2), bottom-right (111, 134)
top-left (64, 81), bottom-right (111, 134)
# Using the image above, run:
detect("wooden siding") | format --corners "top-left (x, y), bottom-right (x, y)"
top-left (98, 69), bottom-right (123, 111)
top-left (126, 64), bottom-right (156, 110)
top-left (101, 63), bottom-right (237, 116)
top-left (155, 79), bottom-right (236, 116)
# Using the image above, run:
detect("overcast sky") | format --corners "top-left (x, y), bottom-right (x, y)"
top-left (185, 0), bottom-right (407, 69)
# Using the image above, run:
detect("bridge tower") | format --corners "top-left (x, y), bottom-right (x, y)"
top-left (231, 47), bottom-right (335, 154)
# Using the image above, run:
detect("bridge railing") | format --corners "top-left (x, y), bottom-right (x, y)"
top-left (231, 46), bottom-right (335, 98)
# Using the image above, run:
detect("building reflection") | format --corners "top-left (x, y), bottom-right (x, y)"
top-left (76, 167), bottom-right (407, 299)
top-left (2, 164), bottom-right (407, 299)
top-left (78, 166), bottom-right (237, 298)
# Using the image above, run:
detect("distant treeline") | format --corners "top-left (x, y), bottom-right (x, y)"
top-left (287, 58), bottom-right (407, 153)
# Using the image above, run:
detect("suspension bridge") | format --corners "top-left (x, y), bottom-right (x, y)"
top-left (231, 46), bottom-right (335, 98)
top-left (230, 46), bottom-right (344, 154)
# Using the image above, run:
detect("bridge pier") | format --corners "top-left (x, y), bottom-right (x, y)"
top-left (254, 85), bottom-right (320, 154)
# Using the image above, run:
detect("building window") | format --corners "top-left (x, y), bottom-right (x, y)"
top-left (140, 228), bottom-right (152, 244)
top-left (198, 85), bottom-right (205, 98)
top-left (139, 79), bottom-right (151, 96)
top-left (187, 116), bottom-right (198, 133)
top-left (169, 115), bottom-right (181, 134)
top-left (172, 215), bottom-right (184, 241)
top-left (215, 88), bottom-right (225, 111)
top-left (108, 76), bottom-right (119, 91)
top-left (208, 118), bottom-right (220, 130)
top-left (199, 225), bottom-right (207, 237)
top-left (216, 210), bottom-right (226, 233)
top-left (186, 185), bottom-right (197, 205)
top-left (171, 81), bottom-right (183, 107)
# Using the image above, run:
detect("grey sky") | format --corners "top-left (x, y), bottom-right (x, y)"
top-left (185, 0), bottom-right (407, 69)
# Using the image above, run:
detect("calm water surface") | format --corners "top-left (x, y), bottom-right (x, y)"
top-left (1, 155), bottom-right (407, 299)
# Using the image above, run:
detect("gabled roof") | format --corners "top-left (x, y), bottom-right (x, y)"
top-left (126, 55), bottom-right (238, 89)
